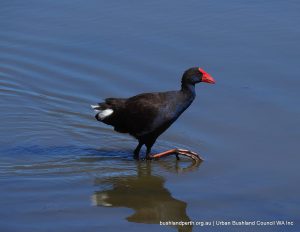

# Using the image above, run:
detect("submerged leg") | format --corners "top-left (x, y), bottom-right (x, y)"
top-left (150, 148), bottom-right (203, 163)
top-left (133, 142), bottom-right (143, 160)
top-left (144, 139), bottom-right (156, 160)
top-left (145, 145), bottom-right (153, 160)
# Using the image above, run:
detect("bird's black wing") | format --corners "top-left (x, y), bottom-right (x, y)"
top-left (122, 91), bottom-right (177, 137)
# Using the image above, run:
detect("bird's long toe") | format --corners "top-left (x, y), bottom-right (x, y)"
top-left (150, 148), bottom-right (203, 163)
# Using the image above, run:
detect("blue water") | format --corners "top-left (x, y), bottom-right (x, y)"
top-left (0, 1), bottom-right (299, 231)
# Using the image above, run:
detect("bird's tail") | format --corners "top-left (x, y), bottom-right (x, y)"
top-left (91, 103), bottom-right (114, 121)
top-left (91, 98), bottom-right (127, 132)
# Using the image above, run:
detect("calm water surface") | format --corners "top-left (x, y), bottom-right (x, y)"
top-left (0, 1), bottom-right (299, 231)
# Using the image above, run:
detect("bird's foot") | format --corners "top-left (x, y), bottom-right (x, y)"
top-left (134, 153), bottom-right (153, 161)
top-left (150, 148), bottom-right (203, 163)
top-left (145, 154), bottom-right (153, 160)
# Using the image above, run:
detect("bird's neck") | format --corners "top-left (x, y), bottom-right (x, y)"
top-left (181, 83), bottom-right (196, 97)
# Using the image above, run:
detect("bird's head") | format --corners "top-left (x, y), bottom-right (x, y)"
top-left (182, 67), bottom-right (215, 86)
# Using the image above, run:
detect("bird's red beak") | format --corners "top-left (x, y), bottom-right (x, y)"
top-left (199, 68), bottom-right (215, 84)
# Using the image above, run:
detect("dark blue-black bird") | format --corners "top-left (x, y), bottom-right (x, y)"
top-left (91, 67), bottom-right (215, 160)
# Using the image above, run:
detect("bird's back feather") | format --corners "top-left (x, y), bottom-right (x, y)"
top-left (92, 90), bottom-right (194, 140)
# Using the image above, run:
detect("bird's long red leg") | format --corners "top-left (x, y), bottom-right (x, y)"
top-left (150, 148), bottom-right (203, 163)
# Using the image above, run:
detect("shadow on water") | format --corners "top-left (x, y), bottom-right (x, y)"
top-left (93, 161), bottom-right (198, 232)
top-left (0, 146), bottom-right (201, 232)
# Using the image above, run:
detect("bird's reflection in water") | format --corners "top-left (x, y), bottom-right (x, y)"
top-left (93, 161), bottom-right (200, 232)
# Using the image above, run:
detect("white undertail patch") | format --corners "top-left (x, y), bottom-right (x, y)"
top-left (99, 109), bottom-right (113, 119)
top-left (91, 105), bottom-right (113, 120)
top-left (91, 105), bottom-right (100, 113)
top-left (91, 105), bottom-right (99, 109)
top-left (98, 109), bottom-right (114, 120)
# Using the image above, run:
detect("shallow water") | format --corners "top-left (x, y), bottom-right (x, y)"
top-left (0, 0), bottom-right (299, 231)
